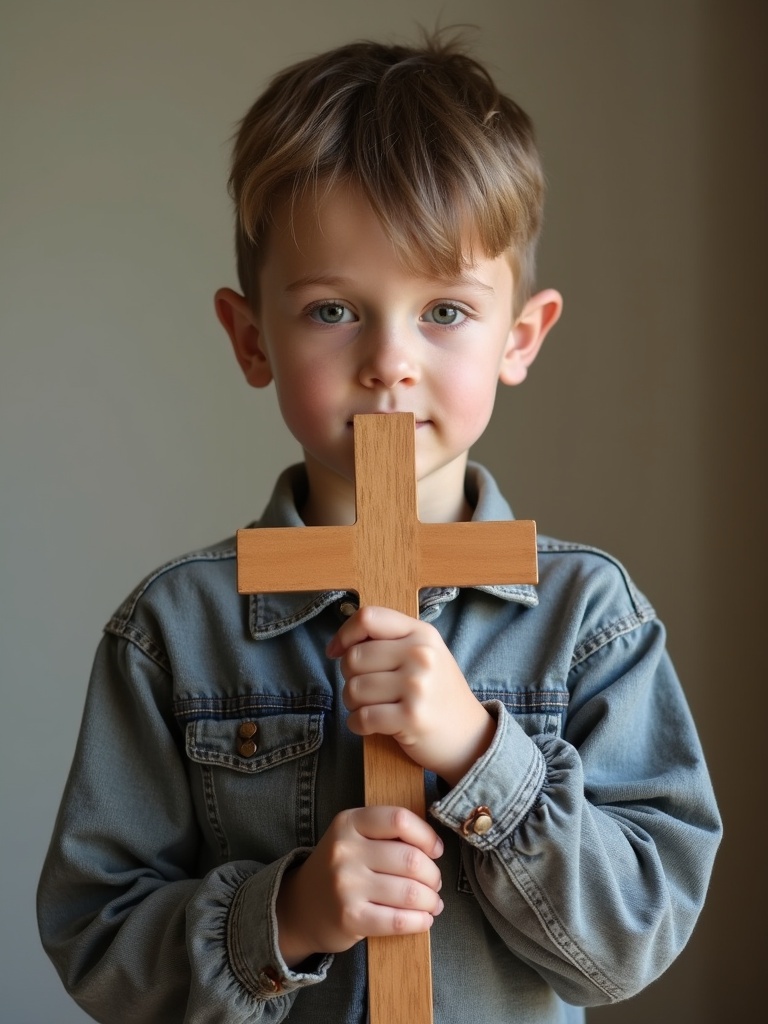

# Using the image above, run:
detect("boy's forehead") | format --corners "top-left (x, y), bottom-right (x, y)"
top-left (263, 183), bottom-right (510, 288)
top-left (281, 267), bottom-right (499, 294)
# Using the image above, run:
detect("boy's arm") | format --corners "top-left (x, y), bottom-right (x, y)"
top-left (36, 633), bottom-right (328, 1023)
top-left (429, 611), bottom-right (722, 1006)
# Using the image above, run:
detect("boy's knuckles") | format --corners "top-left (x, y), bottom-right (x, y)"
top-left (344, 644), bottom-right (363, 669)
top-left (391, 909), bottom-right (410, 935)
top-left (332, 808), bottom-right (358, 835)
top-left (401, 844), bottom-right (423, 876)
top-left (402, 880), bottom-right (421, 908)
top-left (338, 904), bottom-right (365, 939)
top-left (342, 674), bottom-right (360, 704)
top-left (406, 644), bottom-right (437, 676)
top-left (327, 836), bottom-right (360, 874)
top-left (350, 705), bottom-right (370, 734)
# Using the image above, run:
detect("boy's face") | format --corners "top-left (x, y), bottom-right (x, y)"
top-left (218, 184), bottom-right (559, 523)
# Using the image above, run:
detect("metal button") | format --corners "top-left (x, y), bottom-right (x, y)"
top-left (461, 805), bottom-right (493, 837)
top-left (257, 965), bottom-right (283, 993)
top-left (339, 600), bottom-right (358, 617)
top-left (473, 813), bottom-right (493, 835)
top-left (237, 721), bottom-right (258, 757)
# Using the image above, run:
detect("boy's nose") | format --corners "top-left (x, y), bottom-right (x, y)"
top-left (358, 331), bottom-right (420, 389)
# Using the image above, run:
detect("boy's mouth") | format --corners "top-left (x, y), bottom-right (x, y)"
top-left (346, 415), bottom-right (430, 429)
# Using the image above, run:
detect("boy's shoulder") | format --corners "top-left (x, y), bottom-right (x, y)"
top-left (536, 534), bottom-right (649, 602)
top-left (532, 532), bottom-right (658, 653)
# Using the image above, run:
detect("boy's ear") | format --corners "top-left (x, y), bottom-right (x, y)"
top-left (499, 288), bottom-right (563, 386)
top-left (214, 287), bottom-right (273, 388)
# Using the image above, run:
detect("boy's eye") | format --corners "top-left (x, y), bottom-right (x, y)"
top-left (422, 303), bottom-right (466, 326)
top-left (309, 302), bottom-right (355, 324)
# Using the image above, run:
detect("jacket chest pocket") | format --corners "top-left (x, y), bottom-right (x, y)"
top-left (185, 712), bottom-right (324, 861)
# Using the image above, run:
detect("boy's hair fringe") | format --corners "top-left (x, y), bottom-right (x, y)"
top-left (227, 29), bottom-right (544, 311)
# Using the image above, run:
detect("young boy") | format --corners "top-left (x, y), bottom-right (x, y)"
top-left (37, 33), bottom-right (721, 1024)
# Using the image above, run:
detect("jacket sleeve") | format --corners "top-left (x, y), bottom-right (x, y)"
top-left (430, 612), bottom-right (722, 1007)
top-left (36, 634), bottom-right (332, 1024)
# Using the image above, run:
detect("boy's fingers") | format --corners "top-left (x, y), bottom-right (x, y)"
top-left (343, 669), bottom-right (401, 711)
top-left (365, 839), bottom-right (444, 893)
top-left (326, 606), bottom-right (416, 657)
top-left (346, 701), bottom-right (403, 737)
top-left (349, 806), bottom-right (444, 859)
top-left (368, 873), bottom-right (445, 916)
top-left (358, 903), bottom-right (440, 939)
top-left (342, 638), bottom-right (407, 677)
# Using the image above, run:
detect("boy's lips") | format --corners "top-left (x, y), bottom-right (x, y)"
top-left (346, 415), bottom-right (431, 429)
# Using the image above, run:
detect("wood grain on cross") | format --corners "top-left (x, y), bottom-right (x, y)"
top-left (236, 413), bottom-right (538, 1024)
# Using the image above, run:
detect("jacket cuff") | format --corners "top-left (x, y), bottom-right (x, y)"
top-left (227, 851), bottom-right (333, 998)
top-left (430, 700), bottom-right (546, 850)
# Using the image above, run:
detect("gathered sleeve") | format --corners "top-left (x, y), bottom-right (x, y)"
top-left (431, 611), bottom-right (721, 1007)
top-left (37, 634), bottom-right (331, 1024)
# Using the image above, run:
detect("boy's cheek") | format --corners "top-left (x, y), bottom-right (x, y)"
top-left (275, 376), bottom-right (343, 440)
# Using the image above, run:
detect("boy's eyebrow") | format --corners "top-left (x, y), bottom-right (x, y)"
top-left (285, 274), bottom-right (355, 293)
top-left (284, 271), bottom-right (496, 294)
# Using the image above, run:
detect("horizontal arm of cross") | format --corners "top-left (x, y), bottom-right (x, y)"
top-left (417, 520), bottom-right (538, 588)
top-left (237, 525), bottom-right (357, 594)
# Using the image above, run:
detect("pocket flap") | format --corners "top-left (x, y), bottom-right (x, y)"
top-left (186, 713), bottom-right (323, 773)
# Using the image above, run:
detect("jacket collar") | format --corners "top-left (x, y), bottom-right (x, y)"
top-left (247, 463), bottom-right (538, 639)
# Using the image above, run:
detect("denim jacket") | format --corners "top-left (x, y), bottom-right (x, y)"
top-left (37, 463), bottom-right (721, 1023)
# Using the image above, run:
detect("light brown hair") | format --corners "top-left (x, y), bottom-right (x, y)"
top-left (227, 31), bottom-right (545, 312)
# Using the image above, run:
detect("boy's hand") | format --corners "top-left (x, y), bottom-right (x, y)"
top-left (275, 806), bottom-right (444, 967)
top-left (327, 606), bottom-right (496, 787)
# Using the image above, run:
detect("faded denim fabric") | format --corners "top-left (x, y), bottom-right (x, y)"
top-left (37, 464), bottom-right (721, 1023)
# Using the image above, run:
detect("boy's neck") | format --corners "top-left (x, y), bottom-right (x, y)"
top-left (299, 452), bottom-right (473, 526)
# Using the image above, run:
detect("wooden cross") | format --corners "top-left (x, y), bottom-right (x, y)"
top-left (237, 413), bottom-right (538, 1024)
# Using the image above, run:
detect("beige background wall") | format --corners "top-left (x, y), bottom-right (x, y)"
top-left (2, 1), bottom-right (764, 1021)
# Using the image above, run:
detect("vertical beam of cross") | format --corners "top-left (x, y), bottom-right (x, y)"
top-left (237, 413), bottom-right (538, 1024)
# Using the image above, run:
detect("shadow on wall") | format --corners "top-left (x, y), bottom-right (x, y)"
top-left (591, 4), bottom-right (767, 1023)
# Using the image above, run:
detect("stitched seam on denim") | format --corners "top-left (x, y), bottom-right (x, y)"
top-left (419, 587), bottom-right (459, 615)
top-left (112, 548), bottom-right (236, 624)
top-left (440, 732), bottom-right (545, 841)
top-left (504, 851), bottom-right (623, 1001)
top-left (227, 877), bottom-right (263, 997)
top-left (188, 720), bottom-right (323, 773)
top-left (253, 579), bottom-right (539, 636)
top-left (296, 742), bottom-right (318, 848)
top-left (422, 584), bottom-right (538, 612)
top-left (570, 606), bottom-right (656, 669)
top-left (474, 583), bottom-right (539, 606)
top-left (478, 690), bottom-right (570, 713)
top-left (174, 694), bottom-right (332, 721)
top-left (251, 591), bottom-right (345, 638)
top-left (537, 540), bottom-right (651, 618)
top-left (502, 742), bottom-right (547, 837)
top-left (464, 743), bottom-right (544, 847)
top-left (200, 763), bottom-right (229, 861)
top-left (104, 619), bottom-right (171, 674)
